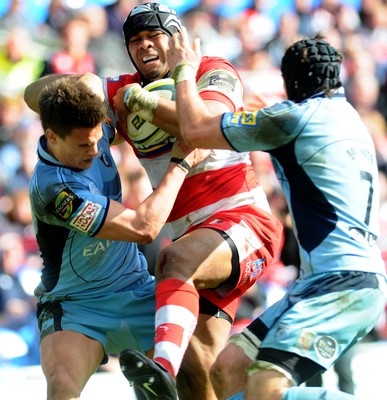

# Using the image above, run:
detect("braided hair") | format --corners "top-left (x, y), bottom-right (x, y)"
top-left (281, 35), bottom-right (343, 102)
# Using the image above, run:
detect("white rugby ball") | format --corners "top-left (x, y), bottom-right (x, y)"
top-left (126, 78), bottom-right (176, 154)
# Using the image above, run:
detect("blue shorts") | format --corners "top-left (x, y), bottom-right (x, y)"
top-left (256, 271), bottom-right (387, 373)
top-left (37, 274), bottom-right (156, 363)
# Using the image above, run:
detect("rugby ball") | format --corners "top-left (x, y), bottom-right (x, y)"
top-left (126, 78), bottom-right (176, 154)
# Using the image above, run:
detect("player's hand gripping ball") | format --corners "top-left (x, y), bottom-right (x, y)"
top-left (126, 78), bottom-right (176, 154)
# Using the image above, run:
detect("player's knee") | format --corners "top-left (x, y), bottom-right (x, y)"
top-left (210, 343), bottom-right (254, 398)
top-left (45, 368), bottom-right (81, 398)
top-left (210, 348), bottom-right (228, 379)
top-left (156, 245), bottom-right (191, 278)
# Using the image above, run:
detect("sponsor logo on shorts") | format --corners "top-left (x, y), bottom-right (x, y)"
top-left (251, 258), bottom-right (265, 277)
top-left (70, 201), bottom-right (102, 233)
top-left (314, 335), bottom-right (338, 359)
top-left (274, 323), bottom-right (291, 341)
top-left (46, 188), bottom-right (82, 221)
top-left (296, 330), bottom-right (315, 351)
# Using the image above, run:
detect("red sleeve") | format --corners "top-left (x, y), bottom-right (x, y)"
top-left (196, 56), bottom-right (244, 111)
top-left (104, 72), bottom-right (141, 113)
top-left (197, 56), bottom-right (243, 81)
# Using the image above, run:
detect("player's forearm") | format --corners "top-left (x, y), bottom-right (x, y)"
top-left (134, 161), bottom-right (188, 241)
top-left (98, 162), bottom-right (187, 243)
top-left (24, 74), bottom-right (76, 113)
top-left (152, 98), bottom-right (182, 139)
top-left (173, 66), bottom-right (224, 149)
top-left (24, 73), bottom-right (102, 113)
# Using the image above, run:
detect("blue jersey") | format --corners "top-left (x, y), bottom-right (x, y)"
top-left (30, 124), bottom-right (149, 301)
top-left (222, 89), bottom-right (386, 278)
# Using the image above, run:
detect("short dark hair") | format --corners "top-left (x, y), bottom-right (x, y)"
top-left (281, 35), bottom-right (343, 102)
top-left (38, 76), bottom-right (107, 138)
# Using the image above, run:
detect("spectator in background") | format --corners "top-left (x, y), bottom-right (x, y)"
top-left (44, 0), bottom-right (72, 33)
top-left (183, 5), bottom-right (243, 62)
top-left (0, 0), bottom-right (35, 32)
top-left (347, 72), bottom-right (387, 143)
top-left (359, 1), bottom-right (387, 82)
top-left (239, 0), bottom-right (277, 53)
top-left (294, 0), bottom-right (316, 37)
top-left (105, 0), bottom-right (140, 35)
top-left (78, 4), bottom-right (131, 77)
top-left (344, 43), bottom-right (387, 165)
top-left (0, 94), bottom-right (39, 252)
top-left (0, 95), bottom-right (24, 164)
top-left (265, 12), bottom-right (301, 68)
top-left (0, 26), bottom-right (44, 96)
top-left (0, 232), bottom-right (41, 366)
top-left (40, 13), bottom-right (98, 76)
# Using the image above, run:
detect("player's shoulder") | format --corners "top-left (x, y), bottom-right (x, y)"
top-left (199, 56), bottom-right (239, 75)
top-left (30, 162), bottom-right (68, 208)
top-left (33, 162), bottom-right (75, 188)
top-left (104, 71), bottom-right (141, 87)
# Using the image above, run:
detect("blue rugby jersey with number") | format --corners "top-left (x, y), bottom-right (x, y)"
top-left (221, 89), bottom-right (386, 278)
top-left (29, 124), bottom-right (149, 301)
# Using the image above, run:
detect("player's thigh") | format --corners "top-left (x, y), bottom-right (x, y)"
top-left (40, 330), bottom-right (104, 387)
top-left (156, 228), bottom-right (233, 287)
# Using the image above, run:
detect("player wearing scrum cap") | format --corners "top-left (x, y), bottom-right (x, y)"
top-left (167, 29), bottom-right (387, 400)
top-left (102, 3), bottom-right (283, 400)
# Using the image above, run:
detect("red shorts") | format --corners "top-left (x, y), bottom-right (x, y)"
top-left (188, 204), bottom-right (283, 321)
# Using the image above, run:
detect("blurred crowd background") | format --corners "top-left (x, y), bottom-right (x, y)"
top-left (0, 1), bottom-right (386, 388)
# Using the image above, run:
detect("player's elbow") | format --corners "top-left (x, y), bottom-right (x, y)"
top-left (137, 234), bottom-right (154, 245)
top-left (135, 221), bottom-right (163, 244)
top-left (179, 113), bottom-right (219, 149)
top-left (135, 231), bottom-right (155, 245)
top-left (180, 125), bottom-right (205, 148)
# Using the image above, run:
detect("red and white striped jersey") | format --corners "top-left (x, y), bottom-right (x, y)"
top-left (103, 56), bottom-right (272, 240)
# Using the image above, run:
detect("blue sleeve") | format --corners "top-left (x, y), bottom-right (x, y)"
top-left (221, 100), bottom-right (318, 152)
top-left (30, 170), bottom-right (109, 237)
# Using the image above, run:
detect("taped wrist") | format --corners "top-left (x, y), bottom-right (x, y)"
top-left (228, 330), bottom-right (261, 361)
top-left (170, 157), bottom-right (191, 174)
top-left (171, 61), bottom-right (196, 84)
top-left (124, 86), bottom-right (159, 122)
top-left (247, 360), bottom-right (296, 386)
